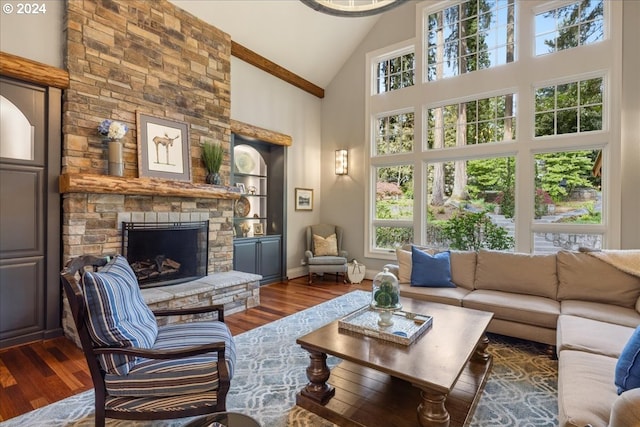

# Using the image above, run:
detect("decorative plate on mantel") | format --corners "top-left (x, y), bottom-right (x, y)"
top-left (235, 196), bottom-right (251, 217)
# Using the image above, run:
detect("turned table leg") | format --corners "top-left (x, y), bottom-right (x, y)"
top-left (472, 334), bottom-right (491, 362)
top-left (299, 347), bottom-right (335, 404)
top-left (416, 388), bottom-right (450, 427)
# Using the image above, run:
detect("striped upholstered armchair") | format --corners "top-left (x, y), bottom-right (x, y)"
top-left (60, 255), bottom-right (236, 427)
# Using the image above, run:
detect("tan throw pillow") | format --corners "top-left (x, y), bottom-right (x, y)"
top-left (396, 248), bottom-right (412, 283)
top-left (313, 233), bottom-right (338, 256)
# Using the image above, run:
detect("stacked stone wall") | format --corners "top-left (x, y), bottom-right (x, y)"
top-left (62, 0), bottom-right (234, 271)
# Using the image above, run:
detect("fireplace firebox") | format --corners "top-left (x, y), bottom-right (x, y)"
top-left (122, 221), bottom-right (209, 288)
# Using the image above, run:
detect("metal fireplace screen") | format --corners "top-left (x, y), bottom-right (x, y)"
top-left (121, 221), bottom-right (209, 289)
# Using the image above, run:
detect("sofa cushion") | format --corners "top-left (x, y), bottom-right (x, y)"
top-left (313, 233), bottom-right (338, 256)
top-left (450, 251), bottom-right (476, 291)
top-left (105, 320), bottom-right (236, 397)
top-left (399, 283), bottom-right (470, 306)
top-left (410, 247), bottom-right (455, 288)
top-left (463, 289), bottom-right (559, 329)
top-left (560, 300), bottom-right (640, 328)
top-left (487, 318), bottom-right (556, 345)
top-left (558, 350), bottom-right (619, 427)
top-left (82, 255), bottom-right (158, 376)
top-left (609, 388), bottom-right (640, 427)
top-left (616, 326), bottom-right (640, 395)
top-left (557, 315), bottom-right (635, 358)
top-left (308, 255), bottom-right (347, 266)
top-left (474, 250), bottom-right (558, 299)
top-left (557, 251), bottom-right (640, 308)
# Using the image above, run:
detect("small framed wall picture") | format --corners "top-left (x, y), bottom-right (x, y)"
top-left (295, 188), bottom-right (313, 211)
top-left (253, 223), bottom-right (264, 235)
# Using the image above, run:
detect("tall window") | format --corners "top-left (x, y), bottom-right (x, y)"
top-left (373, 165), bottom-right (414, 251)
top-left (372, 112), bottom-right (415, 250)
top-left (426, 157), bottom-right (516, 251)
top-left (366, 0), bottom-right (614, 257)
top-left (534, 0), bottom-right (604, 56)
top-left (534, 77), bottom-right (604, 137)
top-left (426, 94), bottom-right (516, 149)
top-left (375, 112), bottom-right (414, 155)
top-left (425, 0), bottom-right (516, 81)
top-left (376, 51), bottom-right (415, 93)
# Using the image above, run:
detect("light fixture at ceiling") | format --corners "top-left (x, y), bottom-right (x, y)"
top-left (335, 149), bottom-right (348, 175)
top-left (300, 0), bottom-right (408, 17)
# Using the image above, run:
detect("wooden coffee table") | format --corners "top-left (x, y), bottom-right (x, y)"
top-left (296, 297), bottom-right (493, 427)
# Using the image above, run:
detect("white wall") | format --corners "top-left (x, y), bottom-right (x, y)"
top-left (620, 0), bottom-right (640, 249)
top-left (321, 3), bottom-right (418, 276)
top-left (230, 58), bottom-right (323, 279)
top-left (0, 0), bottom-right (64, 68)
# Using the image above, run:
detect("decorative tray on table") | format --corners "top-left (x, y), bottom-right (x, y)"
top-left (338, 306), bottom-right (433, 345)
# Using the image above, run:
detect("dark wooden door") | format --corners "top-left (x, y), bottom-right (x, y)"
top-left (0, 78), bottom-right (47, 346)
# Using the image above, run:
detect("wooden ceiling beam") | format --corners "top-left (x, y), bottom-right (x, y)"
top-left (231, 41), bottom-right (324, 99)
top-left (0, 51), bottom-right (69, 89)
top-left (231, 119), bottom-right (292, 146)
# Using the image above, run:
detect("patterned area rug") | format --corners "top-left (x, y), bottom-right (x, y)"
top-left (0, 291), bottom-right (557, 427)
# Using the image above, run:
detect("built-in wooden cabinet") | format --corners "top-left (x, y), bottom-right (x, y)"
top-left (233, 235), bottom-right (282, 284)
top-left (232, 134), bottom-right (286, 285)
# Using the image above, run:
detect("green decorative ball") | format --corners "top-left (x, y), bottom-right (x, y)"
top-left (375, 292), bottom-right (392, 307)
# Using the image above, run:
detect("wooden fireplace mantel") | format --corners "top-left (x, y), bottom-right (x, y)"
top-left (59, 173), bottom-right (241, 200)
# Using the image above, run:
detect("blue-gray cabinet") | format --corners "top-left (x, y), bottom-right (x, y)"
top-left (233, 235), bottom-right (283, 285)
top-left (232, 132), bottom-right (286, 285)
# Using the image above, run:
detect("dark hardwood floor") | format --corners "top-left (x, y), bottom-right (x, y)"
top-left (0, 276), bottom-right (370, 421)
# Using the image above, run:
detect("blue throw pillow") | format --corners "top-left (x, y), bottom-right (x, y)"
top-left (82, 255), bottom-right (158, 376)
top-left (615, 325), bottom-right (640, 394)
top-left (410, 247), bottom-right (455, 288)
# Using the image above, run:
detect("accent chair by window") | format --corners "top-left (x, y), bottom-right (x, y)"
top-left (305, 224), bottom-right (348, 284)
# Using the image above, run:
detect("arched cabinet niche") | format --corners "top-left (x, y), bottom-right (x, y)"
top-left (231, 126), bottom-right (288, 285)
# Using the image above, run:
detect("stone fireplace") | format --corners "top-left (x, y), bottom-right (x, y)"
top-left (59, 182), bottom-right (262, 344)
top-left (60, 0), bottom-right (241, 302)
top-left (58, 0), bottom-right (268, 344)
top-left (60, 0), bottom-right (235, 265)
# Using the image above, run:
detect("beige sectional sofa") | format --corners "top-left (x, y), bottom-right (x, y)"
top-left (385, 248), bottom-right (640, 427)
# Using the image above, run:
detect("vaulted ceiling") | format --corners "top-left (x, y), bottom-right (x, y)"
top-left (169, 0), bottom-right (383, 88)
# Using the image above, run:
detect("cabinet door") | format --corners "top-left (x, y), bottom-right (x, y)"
top-left (233, 239), bottom-right (258, 274)
top-left (259, 236), bottom-right (281, 279)
top-left (0, 79), bottom-right (47, 347)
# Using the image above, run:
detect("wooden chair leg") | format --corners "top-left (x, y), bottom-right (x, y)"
top-left (94, 407), bottom-right (106, 427)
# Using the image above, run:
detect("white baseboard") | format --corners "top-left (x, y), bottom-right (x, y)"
top-left (287, 266), bottom-right (307, 280)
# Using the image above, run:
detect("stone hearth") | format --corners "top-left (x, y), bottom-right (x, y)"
top-left (63, 270), bottom-right (261, 346)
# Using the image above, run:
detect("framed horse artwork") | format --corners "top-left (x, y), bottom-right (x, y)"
top-left (137, 112), bottom-right (191, 182)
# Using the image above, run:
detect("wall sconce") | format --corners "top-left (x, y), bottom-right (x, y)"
top-left (335, 149), bottom-right (348, 175)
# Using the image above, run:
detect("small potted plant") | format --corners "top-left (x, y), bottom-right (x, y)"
top-left (201, 140), bottom-right (224, 185)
